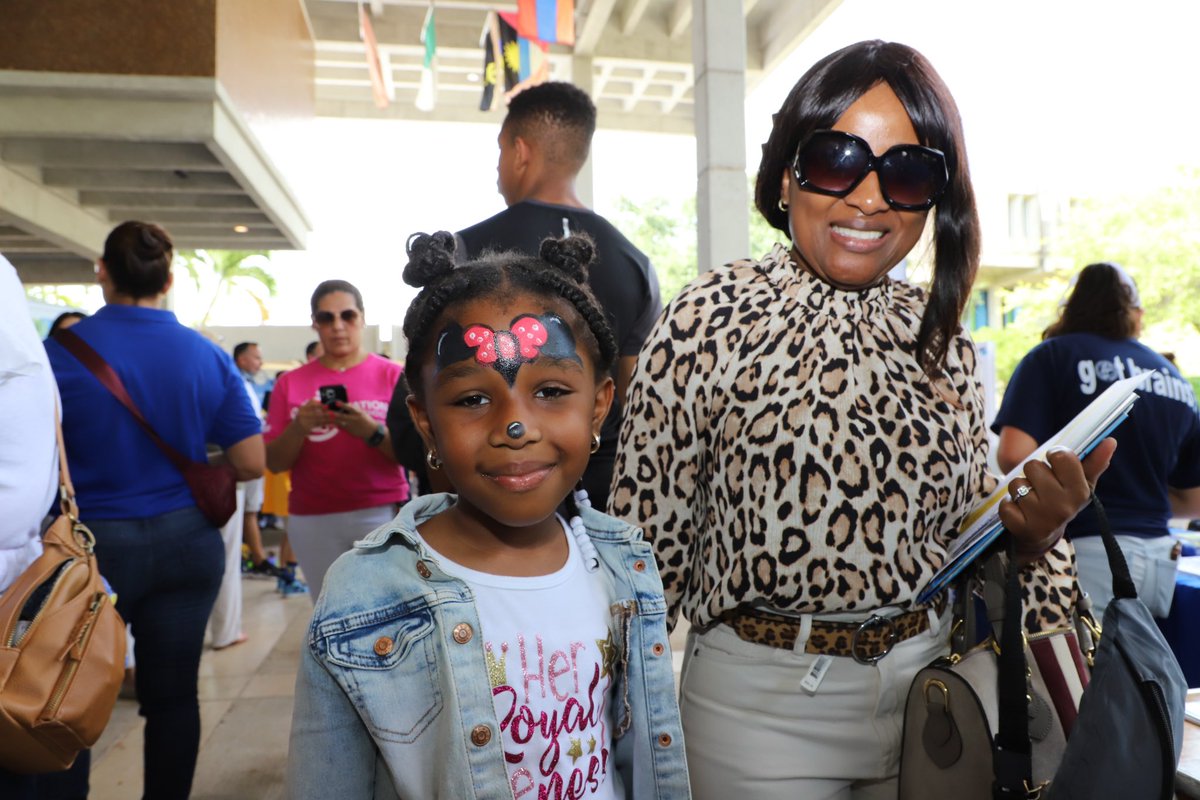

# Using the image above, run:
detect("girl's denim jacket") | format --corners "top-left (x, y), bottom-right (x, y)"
top-left (287, 493), bottom-right (691, 799)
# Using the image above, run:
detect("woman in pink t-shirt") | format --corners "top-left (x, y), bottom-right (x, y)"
top-left (265, 280), bottom-right (409, 600)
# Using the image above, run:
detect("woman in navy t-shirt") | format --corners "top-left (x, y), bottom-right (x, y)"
top-left (993, 261), bottom-right (1200, 616)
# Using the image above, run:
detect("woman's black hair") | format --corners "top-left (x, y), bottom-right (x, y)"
top-left (46, 311), bottom-right (86, 337)
top-left (310, 279), bottom-right (364, 315)
top-left (755, 40), bottom-right (981, 374)
top-left (401, 231), bottom-right (617, 397)
top-left (1043, 262), bottom-right (1141, 341)
top-left (102, 221), bottom-right (174, 299)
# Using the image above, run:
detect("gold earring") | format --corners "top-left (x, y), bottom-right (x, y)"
top-left (590, 434), bottom-right (600, 454)
top-left (778, 198), bottom-right (789, 211)
top-left (425, 450), bottom-right (442, 470)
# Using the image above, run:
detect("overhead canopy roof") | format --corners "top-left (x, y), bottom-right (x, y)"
top-left (0, 0), bottom-right (315, 285)
top-left (2, 0), bottom-right (841, 284)
top-left (307, 0), bottom-right (840, 132)
top-left (0, 71), bottom-right (311, 283)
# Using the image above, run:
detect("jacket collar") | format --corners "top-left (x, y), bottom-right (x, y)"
top-left (353, 493), bottom-right (642, 552)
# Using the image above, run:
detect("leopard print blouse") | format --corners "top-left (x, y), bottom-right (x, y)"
top-left (610, 244), bottom-right (1075, 633)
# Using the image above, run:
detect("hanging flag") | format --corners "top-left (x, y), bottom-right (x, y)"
top-left (516, 0), bottom-right (574, 47)
top-left (479, 11), bottom-right (518, 111)
top-left (415, 3), bottom-right (436, 111)
top-left (359, 4), bottom-right (389, 109)
top-left (500, 11), bottom-right (549, 85)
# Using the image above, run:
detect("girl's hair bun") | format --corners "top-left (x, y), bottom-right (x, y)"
top-left (403, 231), bottom-right (457, 288)
top-left (539, 234), bottom-right (594, 284)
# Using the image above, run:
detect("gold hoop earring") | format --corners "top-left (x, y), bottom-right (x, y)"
top-left (590, 434), bottom-right (601, 454)
top-left (425, 450), bottom-right (442, 470)
top-left (777, 198), bottom-right (789, 212)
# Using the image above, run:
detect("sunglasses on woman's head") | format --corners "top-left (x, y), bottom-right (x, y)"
top-left (313, 309), bottom-right (361, 326)
top-left (791, 130), bottom-right (949, 212)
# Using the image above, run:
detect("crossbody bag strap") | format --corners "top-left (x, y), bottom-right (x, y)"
top-left (54, 328), bottom-right (194, 475)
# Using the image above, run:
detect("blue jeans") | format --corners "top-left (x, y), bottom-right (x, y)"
top-left (89, 506), bottom-right (224, 800)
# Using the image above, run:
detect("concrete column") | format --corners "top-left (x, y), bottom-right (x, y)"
top-left (692, 0), bottom-right (748, 272)
top-left (572, 55), bottom-right (595, 209)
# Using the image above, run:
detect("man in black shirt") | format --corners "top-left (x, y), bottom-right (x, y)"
top-left (457, 82), bottom-right (661, 509)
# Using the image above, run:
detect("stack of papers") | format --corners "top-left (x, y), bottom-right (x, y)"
top-left (918, 372), bottom-right (1153, 603)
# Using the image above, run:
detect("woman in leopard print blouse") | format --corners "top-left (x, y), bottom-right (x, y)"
top-left (609, 40), bottom-right (1114, 799)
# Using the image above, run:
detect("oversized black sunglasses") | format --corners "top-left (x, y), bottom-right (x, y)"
top-left (791, 130), bottom-right (949, 211)
top-left (313, 309), bottom-right (361, 326)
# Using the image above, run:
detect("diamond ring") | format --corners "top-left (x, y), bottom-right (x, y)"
top-left (1014, 484), bottom-right (1032, 501)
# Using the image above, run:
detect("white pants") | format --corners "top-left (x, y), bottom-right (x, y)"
top-left (207, 485), bottom-right (246, 648)
top-left (1073, 533), bottom-right (1178, 618)
top-left (679, 610), bottom-right (949, 800)
top-left (287, 504), bottom-right (398, 603)
top-left (243, 476), bottom-right (265, 514)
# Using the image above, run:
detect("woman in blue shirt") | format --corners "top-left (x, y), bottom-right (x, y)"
top-left (45, 221), bottom-right (264, 799)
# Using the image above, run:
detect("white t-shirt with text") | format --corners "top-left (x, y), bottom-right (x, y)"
top-left (419, 517), bottom-right (619, 800)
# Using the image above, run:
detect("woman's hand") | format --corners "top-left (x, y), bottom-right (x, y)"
top-left (998, 439), bottom-right (1118, 563)
top-left (293, 399), bottom-right (332, 433)
top-left (328, 402), bottom-right (378, 441)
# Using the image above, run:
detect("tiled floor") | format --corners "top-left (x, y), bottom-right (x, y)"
top-left (86, 564), bottom-right (691, 799)
top-left (89, 578), bottom-right (311, 800)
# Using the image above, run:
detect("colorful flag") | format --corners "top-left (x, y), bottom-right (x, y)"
top-left (516, 0), bottom-right (574, 47)
top-left (415, 4), bottom-right (436, 111)
top-left (358, 4), bottom-right (389, 109)
top-left (500, 11), bottom-right (549, 84)
top-left (479, 11), bottom-right (518, 111)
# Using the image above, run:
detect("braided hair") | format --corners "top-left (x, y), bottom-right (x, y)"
top-left (401, 231), bottom-right (617, 398)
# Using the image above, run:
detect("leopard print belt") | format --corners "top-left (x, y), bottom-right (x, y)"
top-left (723, 597), bottom-right (947, 664)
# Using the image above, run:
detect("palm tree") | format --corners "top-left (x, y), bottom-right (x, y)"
top-left (177, 249), bottom-right (277, 327)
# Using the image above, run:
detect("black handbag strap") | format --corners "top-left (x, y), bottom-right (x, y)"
top-left (992, 534), bottom-right (1033, 798)
top-left (988, 490), bottom-right (1133, 799)
top-left (1091, 492), bottom-right (1137, 600)
top-left (54, 328), bottom-right (196, 475)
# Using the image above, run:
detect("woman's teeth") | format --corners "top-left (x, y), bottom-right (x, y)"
top-left (833, 226), bottom-right (883, 240)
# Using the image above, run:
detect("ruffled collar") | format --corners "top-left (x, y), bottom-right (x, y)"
top-left (755, 242), bottom-right (899, 324)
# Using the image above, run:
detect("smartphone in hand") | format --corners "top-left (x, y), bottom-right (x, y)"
top-left (318, 384), bottom-right (348, 410)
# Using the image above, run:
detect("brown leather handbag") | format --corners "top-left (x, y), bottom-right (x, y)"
top-left (54, 328), bottom-right (238, 527)
top-left (0, 417), bottom-right (126, 773)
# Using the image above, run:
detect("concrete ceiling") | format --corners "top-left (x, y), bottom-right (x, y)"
top-left (307, 0), bottom-right (840, 132)
top-left (0, 71), bottom-right (311, 284)
top-left (4, 0), bottom-right (841, 284)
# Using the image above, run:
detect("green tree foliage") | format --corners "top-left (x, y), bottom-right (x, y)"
top-left (1058, 168), bottom-right (1200, 337)
top-left (974, 168), bottom-right (1200, 385)
top-left (971, 276), bottom-right (1070, 384)
top-left (612, 177), bottom-right (786, 303)
top-left (177, 249), bottom-right (277, 327)
top-left (612, 195), bottom-right (697, 303)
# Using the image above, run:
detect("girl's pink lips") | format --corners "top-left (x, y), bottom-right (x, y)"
top-left (484, 463), bottom-right (554, 492)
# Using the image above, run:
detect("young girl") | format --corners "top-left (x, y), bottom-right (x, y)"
top-left (287, 232), bottom-right (689, 800)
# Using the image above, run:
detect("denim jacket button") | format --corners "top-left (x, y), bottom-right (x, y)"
top-left (452, 623), bottom-right (473, 644)
top-left (633, 559), bottom-right (647, 572)
top-left (657, 733), bottom-right (672, 747)
top-left (651, 642), bottom-right (665, 656)
top-left (416, 561), bottom-right (432, 579)
top-left (470, 724), bottom-right (492, 746)
top-left (373, 637), bottom-right (394, 656)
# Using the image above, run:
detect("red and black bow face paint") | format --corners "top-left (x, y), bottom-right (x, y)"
top-left (435, 313), bottom-right (581, 386)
